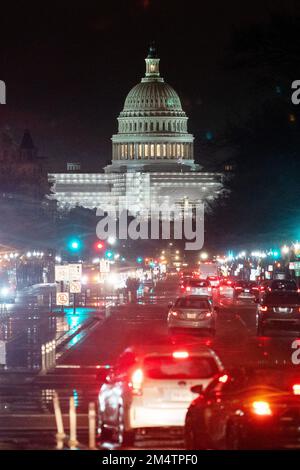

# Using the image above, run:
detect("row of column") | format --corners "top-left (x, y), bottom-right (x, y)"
top-left (112, 142), bottom-right (193, 160)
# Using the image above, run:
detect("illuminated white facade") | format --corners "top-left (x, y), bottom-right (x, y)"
top-left (49, 45), bottom-right (223, 213)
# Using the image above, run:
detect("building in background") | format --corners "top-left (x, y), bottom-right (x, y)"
top-left (49, 45), bottom-right (223, 215)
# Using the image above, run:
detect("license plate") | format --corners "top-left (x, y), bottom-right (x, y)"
top-left (187, 313), bottom-right (197, 319)
top-left (278, 307), bottom-right (291, 313)
top-left (245, 289), bottom-right (250, 292)
top-left (170, 390), bottom-right (190, 401)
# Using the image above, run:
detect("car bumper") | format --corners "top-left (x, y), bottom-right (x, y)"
top-left (241, 421), bottom-right (300, 449)
top-left (129, 404), bottom-right (188, 428)
top-left (260, 316), bottom-right (300, 328)
top-left (168, 318), bottom-right (214, 329)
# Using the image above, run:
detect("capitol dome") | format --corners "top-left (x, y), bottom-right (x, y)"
top-left (109, 44), bottom-right (195, 172)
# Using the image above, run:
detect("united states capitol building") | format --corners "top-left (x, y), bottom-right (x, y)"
top-left (49, 45), bottom-right (223, 216)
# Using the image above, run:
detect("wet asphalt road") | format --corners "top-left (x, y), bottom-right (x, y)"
top-left (1, 279), bottom-right (300, 449)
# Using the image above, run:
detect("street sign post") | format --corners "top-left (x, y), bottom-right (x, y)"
top-left (100, 259), bottom-right (110, 273)
top-left (56, 292), bottom-right (69, 306)
top-left (70, 280), bottom-right (81, 294)
top-left (69, 264), bottom-right (82, 281)
top-left (55, 265), bottom-right (69, 282)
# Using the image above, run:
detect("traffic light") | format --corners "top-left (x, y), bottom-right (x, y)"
top-left (105, 250), bottom-right (114, 259)
top-left (68, 238), bottom-right (82, 252)
top-left (94, 241), bottom-right (105, 251)
top-left (136, 256), bottom-right (143, 264)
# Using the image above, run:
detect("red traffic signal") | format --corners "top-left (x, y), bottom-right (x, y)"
top-left (94, 241), bottom-right (105, 251)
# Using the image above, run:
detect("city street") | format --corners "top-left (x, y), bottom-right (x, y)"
top-left (1, 278), bottom-right (298, 449)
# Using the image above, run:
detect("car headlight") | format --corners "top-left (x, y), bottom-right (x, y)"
top-left (1, 287), bottom-right (9, 296)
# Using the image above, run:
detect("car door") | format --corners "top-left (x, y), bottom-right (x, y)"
top-left (202, 376), bottom-right (240, 448)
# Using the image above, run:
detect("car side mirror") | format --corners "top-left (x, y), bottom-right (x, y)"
top-left (191, 384), bottom-right (203, 394)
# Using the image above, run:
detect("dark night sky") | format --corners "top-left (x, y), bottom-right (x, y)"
top-left (0, 0), bottom-right (299, 170)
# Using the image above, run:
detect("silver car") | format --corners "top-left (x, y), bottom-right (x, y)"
top-left (168, 295), bottom-right (216, 335)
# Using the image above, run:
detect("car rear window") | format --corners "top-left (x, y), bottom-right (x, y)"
top-left (271, 280), bottom-right (297, 290)
top-left (175, 297), bottom-right (210, 309)
top-left (264, 292), bottom-right (300, 305)
top-left (189, 280), bottom-right (209, 287)
top-left (143, 356), bottom-right (218, 380)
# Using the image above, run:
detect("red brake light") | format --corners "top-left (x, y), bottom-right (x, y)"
top-left (208, 287), bottom-right (212, 292)
top-left (260, 306), bottom-right (268, 312)
top-left (173, 351), bottom-right (189, 359)
top-left (252, 401), bottom-right (272, 416)
top-left (293, 384), bottom-right (300, 395)
top-left (186, 286), bottom-right (191, 292)
top-left (131, 368), bottom-right (144, 395)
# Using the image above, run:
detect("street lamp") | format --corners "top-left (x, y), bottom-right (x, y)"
top-left (281, 245), bottom-right (290, 255)
top-left (200, 252), bottom-right (208, 261)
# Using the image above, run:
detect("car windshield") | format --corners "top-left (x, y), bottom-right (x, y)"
top-left (263, 292), bottom-right (300, 305)
top-left (143, 356), bottom-right (218, 380)
top-left (174, 297), bottom-right (210, 309)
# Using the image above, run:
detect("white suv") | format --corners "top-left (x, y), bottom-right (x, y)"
top-left (98, 344), bottom-right (224, 445)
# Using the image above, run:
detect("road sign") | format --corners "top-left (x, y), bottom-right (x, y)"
top-left (56, 292), bottom-right (69, 306)
top-left (100, 259), bottom-right (110, 273)
top-left (55, 265), bottom-right (69, 282)
top-left (69, 264), bottom-right (82, 281)
top-left (70, 280), bottom-right (81, 294)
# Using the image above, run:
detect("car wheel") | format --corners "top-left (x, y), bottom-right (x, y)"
top-left (185, 415), bottom-right (210, 449)
top-left (98, 413), bottom-right (112, 443)
top-left (257, 323), bottom-right (264, 336)
top-left (113, 406), bottom-right (135, 447)
top-left (184, 416), bottom-right (196, 450)
top-left (226, 424), bottom-right (242, 450)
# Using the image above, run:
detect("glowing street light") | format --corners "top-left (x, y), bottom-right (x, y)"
top-left (281, 245), bottom-right (290, 255)
top-left (107, 236), bottom-right (116, 246)
top-left (200, 252), bottom-right (208, 260)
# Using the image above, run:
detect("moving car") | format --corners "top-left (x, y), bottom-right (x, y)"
top-left (185, 366), bottom-right (300, 449)
top-left (207, 276), bottom-right (220, 288)
top-left (98, 344), bottom-right (224, 445)
top-left (219, 279), bottom-right (234, 297)
top-left (168, 295), bottom-right (216, 335)
top-left (233, 281), bottom-right (259, 301)
top-left (180, 279), bottom-right (212, 297)
top-left (256, 291), bottom-right (300, 335)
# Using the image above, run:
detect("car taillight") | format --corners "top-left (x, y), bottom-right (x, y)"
top-left (186, 286), bottom-right (191, 292)
top-left (205, 312), bottom-right (212, 318)
top-left (260, 306), bottom-right (268, 312)
top-left (235, 286), bottom-right (242, 290)
top-left (220, 287), bottom-right (223, 291)
top-left (171, 310), bottom-right (179, 316)
top-left (208, 287), bottom-right (212, 292)
top-left (293, 384), bottom-right (300, 395)
top-left (173, 351), bottom-right (189, 359)
top-left (298, 289), bottom-right (300, 293)
top-left (252, 287), bottom-right (259, 291)
top-left (131, 368), bottom-right (144, 395)
top-left (252, 401), bottom-right (272, 416)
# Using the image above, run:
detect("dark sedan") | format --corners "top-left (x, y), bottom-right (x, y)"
top-left (184, 367), bottom-right (300, 449)
top-left (256, 291), bottom-right (300, 335)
